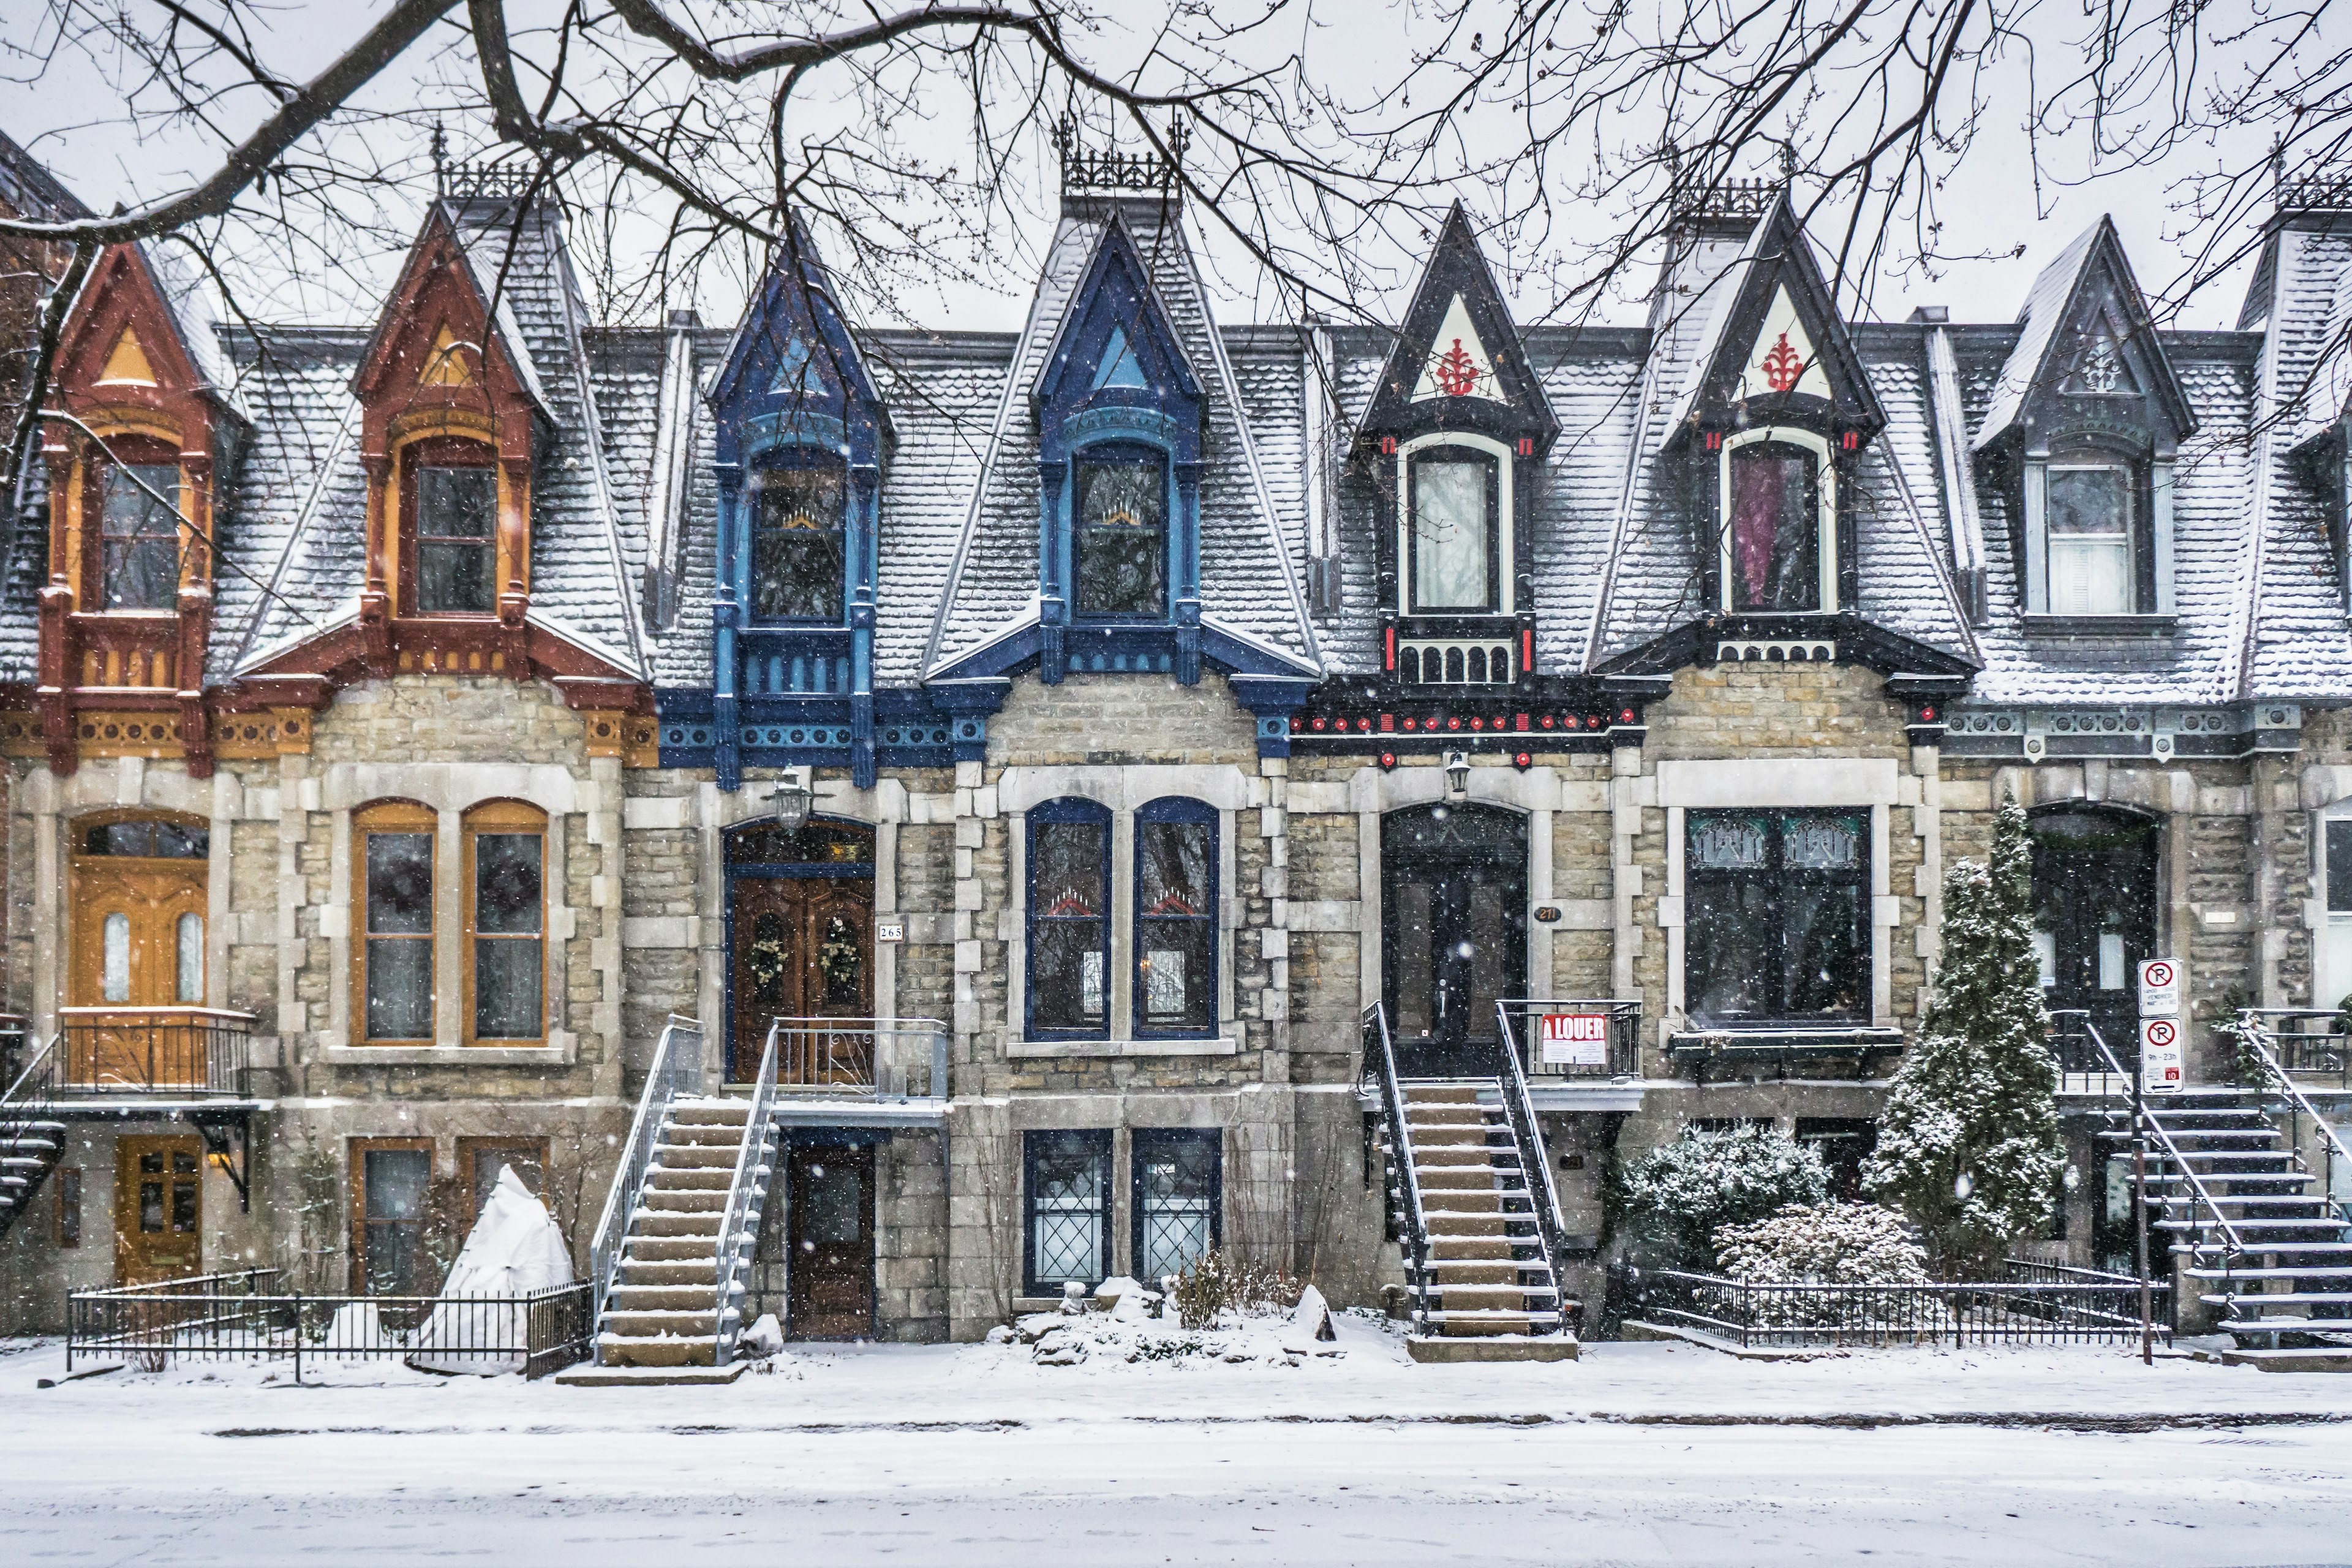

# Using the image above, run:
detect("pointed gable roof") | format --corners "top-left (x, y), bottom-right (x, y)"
top-left (709, 216), bottom-right (889, 430)
top-left (351, 202), bottom-right (549, 421)
top-left (57, 239), bottom-right (249, 424)
top-left (1974, 215), bottom-right (2195, 449)
top-left (1661, 192), bottom-right (1883, 440)
top-left (1030, 209), bottom-right (1202, 409)
top-left (1355, 202), bottom-right (1558, 447)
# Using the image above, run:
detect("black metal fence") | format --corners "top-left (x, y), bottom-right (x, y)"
top-left (1498, 999), bottom-right (1643, 1079)
top-left (1618, 1262), bottom-right (2171, 1349)
top-left (58, 1006), bottom-right (253, 1094)
top-left (69, 1268), bottom-right (592, 1379)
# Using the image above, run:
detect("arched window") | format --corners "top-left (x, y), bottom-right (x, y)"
top-left (1406, 443), bottom-right (1501, 613)
top-left (750, 452), bottom-right (847, 620)
top-left (356, 801), bottom-right (435, 1042)
top-left (1028, 799), bottom-right (1112, 1036)
top-left (1722, 435), bottom-right (1829, 613)
top-left (1135, 798), bottom-right (1216, 1037)
top-left (403, 438), bottom-right (497, 615)
top-left (465, 801), bottom-right (547, 1044)
top-left (86, 440), bottom-right (181, 611)
top-left (1073, 446), bottom-right (1167, 618)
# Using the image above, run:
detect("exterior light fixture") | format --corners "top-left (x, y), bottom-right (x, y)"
top-left (1444, 750), bottom-right (1471, 797)
top-left (771, 774), bottom-right (813, 831)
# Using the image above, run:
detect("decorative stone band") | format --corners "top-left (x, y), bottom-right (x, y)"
top-left (1716, 638), bottom-right (1835, 663)
top-left (1943, 702), bottom-right (2304, 760)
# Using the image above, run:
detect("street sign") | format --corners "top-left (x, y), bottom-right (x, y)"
top-left (1540, 1012), bottom-right (1609, 1066)
top-left (2139, 1016), bottom-right (2184, 1095)
top-left (2137, 958), bottom-right (2180, 1017)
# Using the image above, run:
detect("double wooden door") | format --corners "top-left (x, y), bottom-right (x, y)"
top-left (730, 875), bottom-right (873, 1077)
top-left (786, 1144), bottom-right (874, 1339)
top-left (114, 1134), bottom-right (202, 1286)
top-left (69, 856), bottom-right (207, 1087)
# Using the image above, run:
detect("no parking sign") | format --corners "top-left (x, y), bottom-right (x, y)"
top-left (2137, 959), bottom-right (2180, 1017)
top-left (2139, 1017), bottom-right (2184, 1095)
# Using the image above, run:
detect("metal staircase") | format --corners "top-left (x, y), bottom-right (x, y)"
top-left (1363, 1005), bottom-right (1575, 1350)
top-left (0, 1035), bottom-right (66, 1240)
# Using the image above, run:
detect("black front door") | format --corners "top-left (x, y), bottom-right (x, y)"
top-left (2030, 807), bottom-right (2160, 1061)
top-left (786, 1144), bottom-right (875, 1340)
top-left (1383, 804), bottom-right (1527, 1078)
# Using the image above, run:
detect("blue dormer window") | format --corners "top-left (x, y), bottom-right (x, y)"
top-left (751, 454), bottom-right (846, 621)
top-left (1074, 446), bottom-right (1167, 619)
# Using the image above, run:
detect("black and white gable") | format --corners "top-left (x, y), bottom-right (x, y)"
top-left (1355, 203), bottom-right (1558, 451)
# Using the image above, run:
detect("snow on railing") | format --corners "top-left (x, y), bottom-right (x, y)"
top-left (1361, 1004), bottom-right (1432, 1336)
top-left (713, 1027), bottom-right (777, 1366)
top-left (2234, 1009), bottom-right (2352, 1224)
top-left (589, 1016), bottom-right (703, 1333)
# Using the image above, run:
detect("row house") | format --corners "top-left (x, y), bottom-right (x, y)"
top-left (3, 137), bottom-right (2350, 1345)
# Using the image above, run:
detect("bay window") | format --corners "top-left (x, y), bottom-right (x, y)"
top-left (358, 801), bottom-right (435, 1042)
top-left (1028, 801), bottom-right (1112, 1036)
top-left (1407, 444), bottom-right (1499, 612)
top-left (751, 458), bottom-right (847, 621)
top-left (1723, 437), bottom-right (1826, 613)
top-left (1074, 449), bottom-right (1167, 618)
top-left (1685, 810), bottom-right (1867, 1025)
top-left (1135, 799), bottom-right (1216, 1037)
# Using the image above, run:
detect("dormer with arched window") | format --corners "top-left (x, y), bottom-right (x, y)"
top-left (1353, 204), bottom-right (1558, 690)
top-left (1972, 216), bottom-right (2196, 631)
top-left (705, 222), bottom-right (892, 790)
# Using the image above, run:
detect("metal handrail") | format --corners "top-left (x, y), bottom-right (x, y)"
top-left (1362, 1003), bottom-right (1431, 1335)
top-left (588, 1016), bottom-right (702, 1332)
top-left (0, 1033), bottom-right (63, 1237)
top-left (713, 1027), bottom-right (777, 1365)
top-left (2234, 1011), bottom-right (2352, 1224)
top-left (2067, 1012), bottom-right (2248, 1256)
top-left (759, 1016), bottom-right (951, 1098)
top-left (1498, 998), bottom-right (1643, 1079)
top-left (1494, 1004), bottom-right (1574, 1333)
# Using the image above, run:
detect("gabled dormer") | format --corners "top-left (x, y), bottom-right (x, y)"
top-left (348, 201), bottom-right (551, 654)
top-left (1664, 194), bottom-right (1885, 620)
top-left (1354, 202), bottom-right (1558, 688)
top-left (1030, 211), bottom-right (1205, 681)
top-left (1974, 216), bottom-right (2195, 629)
top-left (39, 240), bottom-right (250, 774)
top-left (706, 220), bottom-right (892, 788)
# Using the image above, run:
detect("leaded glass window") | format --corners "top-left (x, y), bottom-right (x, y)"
top-left (1074, 451), bottom-right (1166, 617)
top-left (1685, 810), bottom-right (1866, 1024)
top-left (1408, 447), bottom-right (1498, 612)
top-left (1136, 798), bottom-right (1215, 1036)
top-left (415, 463), bottom-right (496, 614)
top-left (99, 461), bottom-right (181, 610)
top-left (360, 802), bottom-right (435, 1041)
top-left (1028, 801), bottom-right (1110, 1036)
top-left (2046, 464), bottom-right (2133, 615)
top-left (1024, 1129), bottom-right (1110, 1292)
top-left (1133, 1128), bottom-right (1219, 1283)
top-left (751, 462), bottom-right (846, 620)
top-left (1726, 442), bottom-right (1822, 612)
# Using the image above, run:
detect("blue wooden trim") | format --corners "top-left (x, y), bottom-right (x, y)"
top-left (1022, 1128), bottom-right (1114, 1294)
top-left (1129, 1126), bottom-right (1222, 1277)
top-left (1132, 796), bottom-right (1218, 1041)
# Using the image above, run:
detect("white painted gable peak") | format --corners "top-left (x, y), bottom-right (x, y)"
top-left (1739, 285), bottom-right (1834, 401)
top-left (1410, 294), bottom-right (1504, 404)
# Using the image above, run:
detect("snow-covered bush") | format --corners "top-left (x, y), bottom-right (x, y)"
top-left (1866, 796), bottom-right (2064, 1275)
top-left (1613, 1123), bottom-right (1830, 1270)
top-left (1166, 1249), bottom-right (1297, 1329)
top-left (1711, 1202), bottom-right (1929, 1285)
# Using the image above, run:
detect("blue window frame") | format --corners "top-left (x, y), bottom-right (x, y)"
top-left (1134, 797), bottom-right (1216, 1038)
top-left (1131, 1128), bottom-right (1221, 1283)
top-left (1027, 799), bottom-right (1112, 1038)
top-left (748, 448), bottom-right (848, 623)
top-left (1072, 443), bottom-right (1168, 620)
top-left (1025, 1129), bottom-right (1112, 1294)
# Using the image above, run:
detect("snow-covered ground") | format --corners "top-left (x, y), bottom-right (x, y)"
top-left (7, 1324), bottom-right (2352, 1566)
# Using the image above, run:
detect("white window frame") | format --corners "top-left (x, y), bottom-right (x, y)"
top-left (1396, 430), bottom-right (1513, 616)
top-left (2320, 800), bottom-right (2352, 1012)
top-left (2042, 461), bottom-right (2136, 616)
top-left (1717, 426), bottom-right (1837, 615)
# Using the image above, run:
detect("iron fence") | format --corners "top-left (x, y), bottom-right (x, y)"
top-left (760, 1016), bottom-right (949, 1097)
top-left (1496, 999), bottom-right (1643, 1080)
top-left (58, 1006), bottom-right (253, 1094)
top-left (68, 1268), bottom-right (592, 1379)
top-left (1618, 1263), bottom-right (2171, 1348)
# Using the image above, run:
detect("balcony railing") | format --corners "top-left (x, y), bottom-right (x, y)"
top-left (1498, 998), bottom-right (1643, 1080)
top-left (758, 1016), bottom-right (949, 1098)
top-left (58, 1006), bottom-right (254, 1095)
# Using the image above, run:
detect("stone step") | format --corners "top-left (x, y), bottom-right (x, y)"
top-left (1401, 1085), bottom-right (1483, 1106)
top-left (602, 1308), bottom-right (725, 1338)
top-left (643, 1189), bottom-right (728, 1214)
top-left (626, 1235), bottom-right (722, 1262)
top-left (620, 1258), bottom-right (720, 1286)
top-left (633, 1212), bottom-right (725, 1238)
top-left (609, 1284), bottom-right (721, 1311)
top-left (652, 1144), bottom-right (742, 1170)
top-left (597, 1332), bottom-right (717, 1370)
top-left (646, 1167), bottom-right (733, 1191)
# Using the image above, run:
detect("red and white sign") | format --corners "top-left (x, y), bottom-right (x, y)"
top-left (2137, 959), bottom-right (2180, 1018)
top-left (1540, 1012), bottom-right (1609, 1067)
top-left (2140, 1017), bottom-right (2184, 1095)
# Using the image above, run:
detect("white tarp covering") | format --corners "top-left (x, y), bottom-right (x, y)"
top-left (406, 1168), bottom-right (574, 1376)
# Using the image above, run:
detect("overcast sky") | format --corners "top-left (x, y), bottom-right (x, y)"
top-left (0, 1), bottom-right (2288, 337)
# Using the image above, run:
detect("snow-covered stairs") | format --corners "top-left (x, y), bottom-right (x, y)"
top-left (0, 1039), bottom-right (64, 1241)
top-left (597, 1096), bottom-right (773, 1368)
top-left (2105, 1097), bottom-right (2352, 1370)
top-left (1387, 1083), bottom-right (1569, 1338)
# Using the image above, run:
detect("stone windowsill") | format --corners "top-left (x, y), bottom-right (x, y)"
top-left (1009, 1035), bottom-right (1238, 1059)
top-left (322, 1033), bottom-right (579, 1068)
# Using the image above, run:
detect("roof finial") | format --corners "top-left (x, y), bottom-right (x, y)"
top-left (1779, 141), bottom-right (1799, 187)
top-left (431, 120), bottom-right (447, 194)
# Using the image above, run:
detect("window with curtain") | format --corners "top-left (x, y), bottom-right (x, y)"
top-left (1024, 1129), bottom-right (1111, 1292)
top-left (1726, 441), bottom-right (1823, 612)
top-left (466, 802), bottom-right (545, 1043)
top-left (1135, 798), bottom-right (1216, 1036)
top-left (358, 802), bottom-right (435, 1042)
top-left (1074, 450), bottom-right (1167, 617)
top-left (1408, 447), bottom-right (1498, 612)
top-left (97, 458), bottom-right (181, 610)
top-left (1132, 1128), bottom-right (1219, 1282)
top-left (1028, 801), bottom-right (1111, 1036)
top-left (751, 459), bottom-right (847, 620)
top-left (410, 448), bottom-right (497, 614)
top-left (1685, 810), bottom-right (1867, 1025)
top-left (2046, 464), bottom-right (2134, 614)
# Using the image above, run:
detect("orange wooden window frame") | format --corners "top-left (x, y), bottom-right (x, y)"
top-left (78, 434), bottom-right (184, 613)
top-left (398, 435), bottom-right (497, 619)
top-left (354, 800), bottom-right (436, 1045)
top-left (462, 799), bottom-right (548, 1046)
top-left (348, 1136), bottom-right (435, 1297)
top-left (456, 1134), bottom-right (549, 1219)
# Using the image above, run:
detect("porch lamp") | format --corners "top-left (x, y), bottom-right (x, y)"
top-left (1444, 750), bottom-right (1471, 799)
top-left (771, 775), bottom-right (813, 831)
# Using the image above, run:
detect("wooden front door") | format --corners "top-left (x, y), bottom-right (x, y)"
top-left (114, 1134), bottom-right (202, 1285)
top-left (70, 842), bottom-right (208, 1087)
top-left (730, 875), bottom-right (873, 1077)
top-left (786, 1144), bottom-right (874, 1339)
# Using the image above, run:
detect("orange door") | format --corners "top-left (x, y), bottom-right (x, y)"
top-left (114, 1134), bottom-right (202, 1285)
top-left (730, 876), bottom-right (873, 1080)
top-left (69, 856), bottom-right (207, 1087)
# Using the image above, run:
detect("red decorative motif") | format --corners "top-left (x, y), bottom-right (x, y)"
top-left (1430, 337), bottom-right (1483, 398)
top-left (1760, 332), bottom-right (1804, 393)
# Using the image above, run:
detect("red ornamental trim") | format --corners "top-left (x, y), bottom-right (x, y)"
top-left (1513, 752), bottom-right (1533, 771)
top-left (1384, 626), bottom-right (1396, 671)
top-left (1521, 628), bottom-right (1534, 673)
top-left (1430, 338), bottom-right (1483, 398)
top-left (1379, 752), bottom-right (1398, 771)
top-left (1760, 333), bottom-right (1804, 393)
